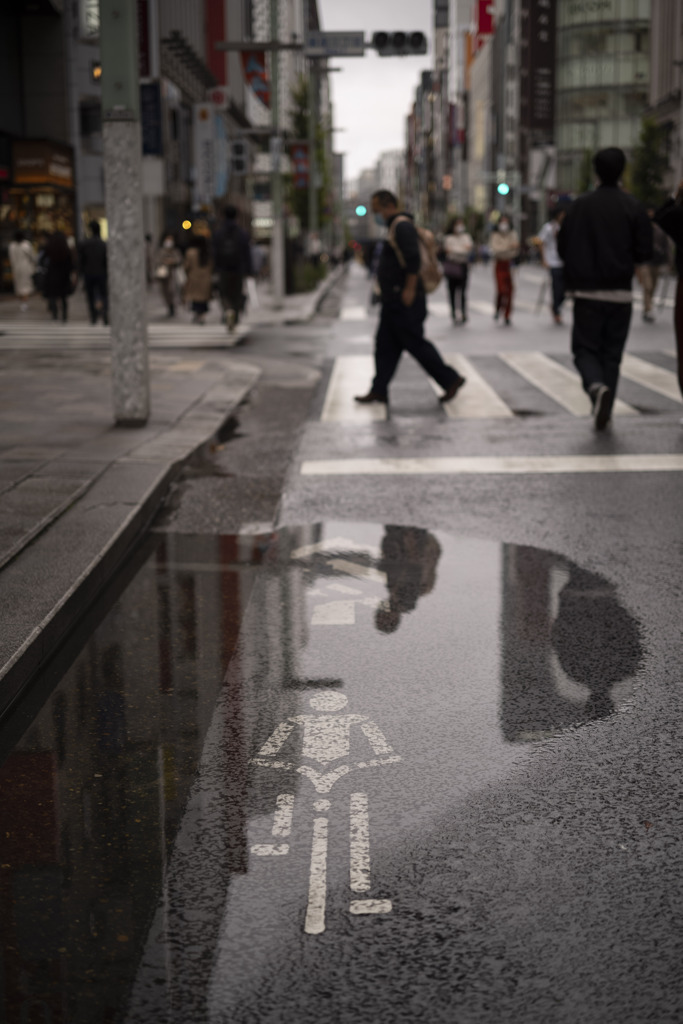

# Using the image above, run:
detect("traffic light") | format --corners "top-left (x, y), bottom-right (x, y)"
top-left (231, 140), bottom-right (248, 175)
top-left (355, 205), bottom-right (367, 217)
top-left (497, 182), bottom-right (510, 196)
top-left (371, 31), bottom-right (428, 56)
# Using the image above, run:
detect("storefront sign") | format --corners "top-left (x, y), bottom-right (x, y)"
top-left (192, 104), bottom-right (215, 207)
top-left (527, 0), bottom-right (555, 131)
top-left (289, 142), bottom-right (309, 190)
top-left (12, 141), bottom-right (74, 189)
top-left (141, 82), bottom-right (163, 156)
top-left (241, 51), bottom-right (270, 110)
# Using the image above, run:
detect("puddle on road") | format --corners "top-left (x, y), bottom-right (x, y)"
top-left (0, 524), bottom-right (644, 1022)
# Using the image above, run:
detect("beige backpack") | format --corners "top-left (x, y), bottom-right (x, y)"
top-left (387, 215), bottom-right (443, 294)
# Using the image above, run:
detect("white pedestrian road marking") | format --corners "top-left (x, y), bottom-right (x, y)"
top-left (350, 899), bottom-right (393, 915)
top-left (340, 305), bottom-right (369, 321)
top-left (620, 353), bottom-right (683, 404)
top-left (321, 356), bottom-right (387, 423)
top-left (501, 351), bottom-right (637, 417)
top-left (432, 353), bottom-right (514, 419)
top-left (300, 454), bottom-right (683, 476)
top-left (311, 600), bottom-right (357, 625)
top-left (304, 816), bottom-right (329, 935)
top-left (350, 793), bottom-right (371, 892)
top-left (250, 693), bottom-right (401, 935)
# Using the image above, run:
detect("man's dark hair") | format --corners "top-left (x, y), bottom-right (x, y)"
top-left (372, 189), bottom-right (398, 208)
top-left (89, 220), bottom-right (101, 237)
top-left (224, 204), bottom-right (238, 219)
top-left (593, 147), bottom-right (626, 185)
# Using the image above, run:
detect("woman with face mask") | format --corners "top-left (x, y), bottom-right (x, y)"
top-left (155, 232), bottom-right (182, 317)
top-left (442, 218), bottom-right (474, 324)
top-left (490, 215), bottom-right (520, 325)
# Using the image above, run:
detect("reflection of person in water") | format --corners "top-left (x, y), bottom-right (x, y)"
top-left (550, 565), bottom-right (643, 721)
top-left (375, 526), bottom-right (441, 634)
top-left (501, 546), bottom-right (644, 741)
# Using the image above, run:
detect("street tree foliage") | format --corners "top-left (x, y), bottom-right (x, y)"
top-left (631, 117), bottom-right (669, 208)
top-left (288, 74), bottom-right (331, 232)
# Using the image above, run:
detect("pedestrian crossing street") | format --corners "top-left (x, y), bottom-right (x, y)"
top-left (320, 351), bottom-right (681, 423)
top-left (0, 320), bottom-right (248, 349)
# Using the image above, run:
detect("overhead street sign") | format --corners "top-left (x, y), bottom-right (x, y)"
top-left (304, 31), bottom-right (365, 58)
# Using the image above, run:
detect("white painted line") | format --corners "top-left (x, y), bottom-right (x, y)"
top-left (431, 354), bottom-right (514, 419)
top-left (304, 817), bottom-right (329, 935)
top-left (292, 537), bottom-right (380, 559)
top-left (327, 582), bottom-right (363, 595)
top-left (350, 899), bottom-right (392, 915)
top-left (311, 600), bottom-right (356, 625)
top-left (272, 794), bottom-right (294, 837)
top-left (321, 356), bottom-right (387, 423)
top-left (350, 793), bottom-right (371, 893)
top-left (340, 306), bottom-right (369, 321)
top-left (620, 354), bottom-right (682, 404)
top-left (251, 844), bottom-right (289, 856)
top-left (327, 559), bottom-right (386, 584)
top-left (501, 351), bottom-right (637, 417)
top-left (301, 454), bottom-right (683, 476)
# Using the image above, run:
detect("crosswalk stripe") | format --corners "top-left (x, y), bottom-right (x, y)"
top-left (430, 354), bottom-right (514, 419)
top-left (620, 353), bottom-right (682, 404)
top-left (301, 454), bottom-right (683, 476)
top-left (339, 306), bottom-right (369, 321)
top-left (500, 351), bottom-right (637, 417)
top-left (320, 356), bottom-right (387, 423)
top-left (0, 322), bottom-right (246, 348)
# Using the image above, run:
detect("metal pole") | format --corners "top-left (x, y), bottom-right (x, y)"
top-left (100, 0), bottom-right (149, 426)
top-left (307, 61), bottom-right (319, 251)
top-left (270, 0), bottom-right (285, 305)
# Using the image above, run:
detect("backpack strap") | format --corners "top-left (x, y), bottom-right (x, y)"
top-left (386, 215), bottom-right (411, 269)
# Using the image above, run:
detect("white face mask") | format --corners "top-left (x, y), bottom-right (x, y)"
top-left (163, 238), bottom-right (174, 248)
top-left (455, 225), bottom-right (465, 235)
top-left (498, 223), bottom-right (510, 234)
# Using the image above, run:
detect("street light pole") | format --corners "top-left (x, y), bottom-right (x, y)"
top-left (270, 0), bottom-right (285, 306)
top-left (100, 0), bottom-right (149, 426)
top-left (307, 1), bottom-right (319, 253)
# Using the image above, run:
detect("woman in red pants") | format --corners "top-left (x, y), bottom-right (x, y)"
top-left (490, 215), bottom-right (520, 325)
top-left (654, 179), bottom-right (683, 406)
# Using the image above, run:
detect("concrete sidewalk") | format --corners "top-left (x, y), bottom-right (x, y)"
top-left (0, 265), bottom-right (346, 718)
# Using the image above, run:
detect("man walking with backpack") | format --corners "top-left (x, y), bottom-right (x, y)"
top-left (355, 190), bottom-right (466, 406)
top-left (213, 205), bottom-right (253, 331)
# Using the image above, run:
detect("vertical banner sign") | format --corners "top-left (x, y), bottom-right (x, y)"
top-left (290, 142), bottom-right (309, 190)
top-left (193, 104), bottom-right (215, 208)
top-left (477, 0), bottom-right (495, 49)
top-left (528, 0), bottom-right (555, 131)
top-left (241, 51), bottom-right (270, 109)
top-left (137, 0), bottom-right (150, 77)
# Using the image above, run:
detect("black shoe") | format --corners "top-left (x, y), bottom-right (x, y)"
top-left (440, 376), bottom-right (466, 403)
top-left (590, 383), bottom-right (612, 430)
top-left (355, 391), bottom-right (387, 404)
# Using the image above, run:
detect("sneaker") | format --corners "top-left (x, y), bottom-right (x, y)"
top-left (590, 383), bottom-right (612, 430)
top-left (439, 376), bottom-right (466, 403)
top-left (354, 391), bottom-right (387, 404)
top-left (642, 312), bottom-right (655, 324)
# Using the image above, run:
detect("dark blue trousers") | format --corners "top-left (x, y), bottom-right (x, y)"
top-left (372, 294), bottom-right (460, 399)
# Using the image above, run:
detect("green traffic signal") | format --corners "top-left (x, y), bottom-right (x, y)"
top-left (497, 182), bottom-right (511, 196)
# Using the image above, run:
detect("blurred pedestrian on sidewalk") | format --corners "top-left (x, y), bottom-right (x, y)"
top-left (355, 189), bottom-right (465, 406)
top-left (638, 206), bottom-right (670, 323)
top-left (43, 231), bottom-right (75, 322)
top-left (8, 231), bottom-right (36, 311)
top-left (538, 205), bottom-right (567, 325)
top-left (183, 222), bottom-right (213, 325)
top-left (79, 220), bottom-right (108, 325)
top-left (442, 217), bottom-right (473, 324)
top-left (490, 215), bottom-right (520, 326)
top-left (155, 232), bottom-right (182, 317)
top-left (213, 205), bottom-right (252, 333)
top-left (558, 147), bottom-right (652, 430)
top-left (654, 179), bottom-right (683, 400)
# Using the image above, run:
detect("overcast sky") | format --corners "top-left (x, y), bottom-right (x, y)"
top-left (317, 0), bottom-right (434, 183)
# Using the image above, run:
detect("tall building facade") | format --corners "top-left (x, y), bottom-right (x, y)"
top-left (648, 0), bottom-right (683, 189)
top-left (555, 0), bottom-right (651, 191)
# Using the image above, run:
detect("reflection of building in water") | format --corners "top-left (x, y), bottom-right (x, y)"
top-left (0, 527), bottom-right (319, 1024)
top-left (376, 526), bottom-right (441, 634)
top-left (500, 545), bottom-right (643, 742)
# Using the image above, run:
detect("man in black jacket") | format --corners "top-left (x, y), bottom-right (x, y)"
top-left (79, 220), bottom-right (108, 325)
top-left (355, 190), bottom-right (465, 406)
top-left (654, 179), bottom-right (683, 402)
top-left (212, 205), bottom-right (253, 332)
top-left (558, 148), bottom-right (652, 430)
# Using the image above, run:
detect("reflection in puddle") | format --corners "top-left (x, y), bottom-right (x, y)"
top-left (0, 524), bottom-right (643, 1022)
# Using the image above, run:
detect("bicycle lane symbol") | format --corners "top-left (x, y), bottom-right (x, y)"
top-left (249, 692), bottom-right (402, 935)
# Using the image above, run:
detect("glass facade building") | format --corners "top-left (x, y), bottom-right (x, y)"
top-left (555, 0), bottom-right (650, 191)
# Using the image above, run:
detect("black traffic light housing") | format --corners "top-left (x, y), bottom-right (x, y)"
top-left (231, 140), bottom-right (248, 175)
top-left (372, 31), bottom-right (428, 56)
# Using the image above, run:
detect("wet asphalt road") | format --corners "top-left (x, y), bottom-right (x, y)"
top-left (2, 263), bottom-right (683, 1022)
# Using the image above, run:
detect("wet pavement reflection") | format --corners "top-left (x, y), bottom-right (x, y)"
top-left (0, 523), bottom-right (644, 1022)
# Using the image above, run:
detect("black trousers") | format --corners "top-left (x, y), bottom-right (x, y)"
top-left (84, 274), bottom-right (108, 323)
top-left (372, 294), bottom-right (460, 399)
top-left (447, 267), bottom-right (468, 318)
top-left (572, 298), bottom-right (632, 396)
top-left (550, 267), bottom-right (565, 316)
top-left (218, 270), bottom-right (244, 323)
